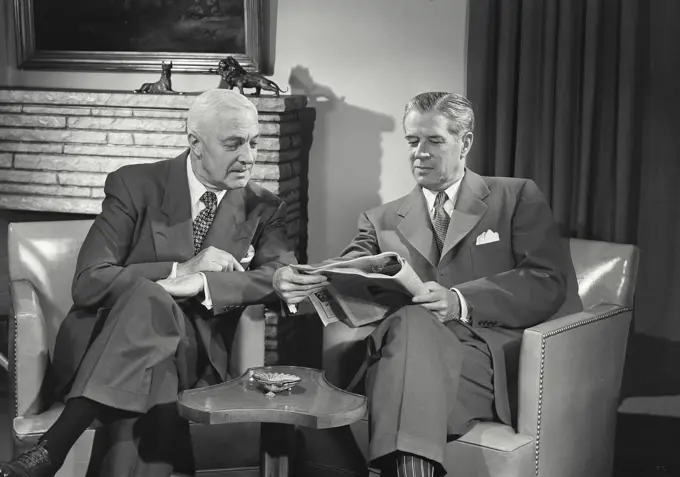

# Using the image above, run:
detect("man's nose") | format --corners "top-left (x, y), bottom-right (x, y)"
top-left (240, 146), bottom-right (256, 164)
top-left (414, 142), bottom-right (430, 158)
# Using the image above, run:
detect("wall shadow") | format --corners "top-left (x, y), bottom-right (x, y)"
top-left (288, 65), bottom-right (395, 262)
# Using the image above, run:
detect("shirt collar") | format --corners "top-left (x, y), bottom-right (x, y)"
top-left (421, 169), bottom-right (466, 211)
top-left (186, 154), bottom-right (227, 209)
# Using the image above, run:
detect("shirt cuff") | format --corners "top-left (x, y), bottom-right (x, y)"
top-left (452, 288), bottom-right (469, 322)
top-left (199, 272), bottom-right (213, 310)
top-left (168, 262), bottom-right (178, 279)
top-left (282, 300), bottom-right (298, 316)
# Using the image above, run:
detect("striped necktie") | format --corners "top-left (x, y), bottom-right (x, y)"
top-left (432, 191), bottom-right (450, 253)
top-left (192, 191), bottom-right (217, 255)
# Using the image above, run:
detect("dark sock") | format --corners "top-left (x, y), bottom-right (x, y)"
top-left (39, 397), bottom-right (106, 464)
top-left (395, 453), bottom-right (435, 477)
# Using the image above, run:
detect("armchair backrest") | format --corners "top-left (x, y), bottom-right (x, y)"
top-left (8, 220), bottom-right (94, 356)
top-left (569, 238), bottom-right (639, 309)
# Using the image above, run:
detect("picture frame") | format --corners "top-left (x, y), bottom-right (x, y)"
top-left (12, 0), bottom-right (262, 73)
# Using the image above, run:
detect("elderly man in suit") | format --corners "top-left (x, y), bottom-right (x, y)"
top-left (274, 92), bottom-right (581, 477)
top-left (1, 89), bottom-right (296, 477)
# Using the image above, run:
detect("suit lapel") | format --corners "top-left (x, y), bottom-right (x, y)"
top-left (440, 170), bottom-right (490, 262)
top-left (149, 152), bottom-right (195, 263)
top-left (201, 186), bottom-right (260, 261)
top-left (397, 187), bottom-right (438, 269)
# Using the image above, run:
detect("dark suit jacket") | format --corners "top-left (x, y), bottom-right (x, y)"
top-left (51, 151), bottom-right (296, 396)
top-left (340, 169), bottom-right (582, 425)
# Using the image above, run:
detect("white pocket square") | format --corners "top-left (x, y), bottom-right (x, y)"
top-left (476, 229), bottom-right (500, 245)
top-left (240, 244), bottom-right (256, 265)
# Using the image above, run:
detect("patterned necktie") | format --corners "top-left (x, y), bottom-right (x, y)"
top-left (432, 191), bottom-right (450, 253)
top-left (192, 191), bottom-right (217, 255)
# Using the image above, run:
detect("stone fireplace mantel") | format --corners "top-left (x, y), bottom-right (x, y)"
top-left (0, 88), bottom-right (313, 258)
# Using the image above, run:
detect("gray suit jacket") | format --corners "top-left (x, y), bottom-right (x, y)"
top-left (341, 169), bottom-right (582, 425)
top-left (51, 151), bottom-right (296, 397)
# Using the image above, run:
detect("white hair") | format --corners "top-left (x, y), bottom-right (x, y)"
top-left (187, 89), bottom-right (258, 137)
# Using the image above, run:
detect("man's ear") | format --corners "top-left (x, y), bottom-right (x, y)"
top-left (188, 133), bottom-right (201, 158)
top-left (460, 131), bottom-right (474, 159)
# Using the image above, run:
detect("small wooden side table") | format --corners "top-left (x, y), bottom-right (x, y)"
top-left (177, 366), bottom-right (368, 477)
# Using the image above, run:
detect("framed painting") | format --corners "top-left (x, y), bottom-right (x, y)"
top-left (13, 0), bottom-right (262, 73)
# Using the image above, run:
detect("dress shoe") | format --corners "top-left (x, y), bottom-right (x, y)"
top-left (0, 440), bottom-right (56, 477)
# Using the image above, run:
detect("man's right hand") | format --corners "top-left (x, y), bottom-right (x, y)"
top-left (177, 246), bottom-right (244, 276)
top-left (273, 266), bottom-right (328, 304)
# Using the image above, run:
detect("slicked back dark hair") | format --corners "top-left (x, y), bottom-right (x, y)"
top-left (403, 92), bottom-right (475, 136)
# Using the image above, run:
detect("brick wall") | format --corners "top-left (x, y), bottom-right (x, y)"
top-left (0, 89), bottom-right (311, 256)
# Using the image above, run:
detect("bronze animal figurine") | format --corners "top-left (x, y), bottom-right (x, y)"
top-left (227, 73), bottom-right (288, 97)
top-left (134, 61), bottom-right (183, 94)
top-left (209, 56), bottom-right (247, 81)
top-left (222, 56), bottom-right (247, 76)
top-left (209, 56), bottom-right (288, 97)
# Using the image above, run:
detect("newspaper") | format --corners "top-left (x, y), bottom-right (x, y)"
top-left (290, 252), bottom-right (428, 328)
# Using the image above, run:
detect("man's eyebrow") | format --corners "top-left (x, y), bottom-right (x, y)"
top-left (223, 133), bottom-right (260, 142)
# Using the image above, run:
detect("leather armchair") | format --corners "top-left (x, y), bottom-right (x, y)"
top-left (6, 220), bottom-right (268, 477)
top-left (315, 238), bottom-right (639, 477)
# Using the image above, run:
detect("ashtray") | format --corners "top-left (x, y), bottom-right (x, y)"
top-left (252, 371), bottom-right (301, 397)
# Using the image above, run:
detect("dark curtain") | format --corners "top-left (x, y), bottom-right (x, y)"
top-left (467, 0), bottom-right (680, 471)
top-left (467, 0), bottom-right (644, 243)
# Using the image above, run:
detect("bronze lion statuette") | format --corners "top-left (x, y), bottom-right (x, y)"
top-left (209, 57), bottom-right (288, 97)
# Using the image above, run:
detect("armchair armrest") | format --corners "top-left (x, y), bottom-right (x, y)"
top-left (517, 303), bottom-right (633, 476)
top-left (228, 304), bottom-right (267, 378)
top-left (9, 280), bottom-right (50, 418)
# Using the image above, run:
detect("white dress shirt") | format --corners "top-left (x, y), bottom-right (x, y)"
top-left (167, 156), bottom-right (227, 309)
top-left (420, 173), bottom-right (470, 322)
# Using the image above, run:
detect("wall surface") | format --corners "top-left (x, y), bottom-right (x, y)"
top-left (268, 0), bottom-right (469, 260)
top-left (0, 0), bottom-right (468, 262)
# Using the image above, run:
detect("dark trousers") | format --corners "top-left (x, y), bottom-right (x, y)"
top-left (365, 305), bottom-right (495, 470)
top-left (65, 279), bottom-right (217, 477)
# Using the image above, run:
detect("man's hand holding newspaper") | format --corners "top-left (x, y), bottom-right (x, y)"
top-left (280, 252), bottom-right (430, 328)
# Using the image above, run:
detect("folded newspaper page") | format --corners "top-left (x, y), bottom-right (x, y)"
top-left (291, 252), bottom-right (428, 328)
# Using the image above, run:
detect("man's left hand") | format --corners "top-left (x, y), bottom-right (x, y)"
top-left (156, 273), bottom-right (204, 298)
top-left (412, 281), bottom-right (461, 323)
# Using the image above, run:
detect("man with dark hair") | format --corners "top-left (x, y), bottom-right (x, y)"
top-left (1, 89), bottom-right (296, 477)
top-left (274, 92), bottom-right (581, 477)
